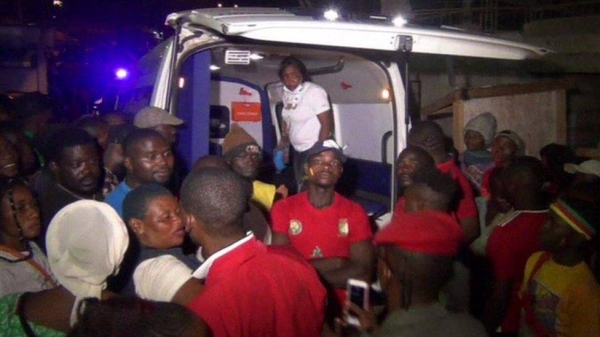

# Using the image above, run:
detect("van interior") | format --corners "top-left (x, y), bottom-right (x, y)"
top-left (172, 44), bottom-right (405, 217)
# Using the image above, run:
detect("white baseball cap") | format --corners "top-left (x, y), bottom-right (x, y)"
top-left (564, 160), bottom-right (600, 178)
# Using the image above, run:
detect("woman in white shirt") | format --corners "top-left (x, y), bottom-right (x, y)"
top-left (0, 178), bottom-right (57, 297)
top-left (278, 56), bottom-right (334, 190)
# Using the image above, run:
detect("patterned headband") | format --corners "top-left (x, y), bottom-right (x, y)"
top-left (550, 199), bottom-right (596, 240)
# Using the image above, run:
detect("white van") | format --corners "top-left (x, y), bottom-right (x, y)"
top-left (126, 7), bottom-right (548, 219)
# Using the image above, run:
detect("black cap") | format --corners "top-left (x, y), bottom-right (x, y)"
top-left (306, 139), bottom-right (346, 163)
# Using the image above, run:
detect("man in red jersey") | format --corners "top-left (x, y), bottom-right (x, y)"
top-left (271, 139), bottom-right (374, 309)
top-left (407, 120), bottom-right (480, 244)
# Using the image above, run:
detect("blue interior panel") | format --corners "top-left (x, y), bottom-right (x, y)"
top-left (177, 51), bottom-right (212, 172)
top-left (339, 158), bottom-right (392, 215)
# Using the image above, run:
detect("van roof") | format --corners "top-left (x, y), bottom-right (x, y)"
top-left (166, 7), bottom-right (550, 60)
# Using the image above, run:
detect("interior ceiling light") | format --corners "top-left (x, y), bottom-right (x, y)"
top-left (381, 88), bottom-right (391, 101)
top-left (249, 53), bottom-right (264, 60)
top-left (209, 65), bottom-right (221, 71)
top-left (324, 10), bottom-right (339, 21)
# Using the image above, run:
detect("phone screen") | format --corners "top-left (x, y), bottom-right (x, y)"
top-left (349, 285), bottom-right (366, 309)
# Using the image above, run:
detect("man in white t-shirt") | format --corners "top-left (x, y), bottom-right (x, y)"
top-left (278, 56), bottom-right (333, 190)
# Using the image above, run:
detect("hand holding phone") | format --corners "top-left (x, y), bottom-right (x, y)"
top-left (346, 279), bottom-right (369, 327)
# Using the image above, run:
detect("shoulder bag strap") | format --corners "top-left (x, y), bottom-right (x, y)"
top-left (16, 292), bottom-right (38, 337)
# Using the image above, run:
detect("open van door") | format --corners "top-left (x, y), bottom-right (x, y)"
top-left (137, 7), bottom-right (548, 222)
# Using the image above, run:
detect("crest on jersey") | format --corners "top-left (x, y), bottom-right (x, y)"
top-left (289, 219), bottom-right (303, 235)
top-left (338, 219), bottom-right (349, 237)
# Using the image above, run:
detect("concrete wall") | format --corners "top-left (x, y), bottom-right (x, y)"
top-left (407, 15), bottom-right (600, 151)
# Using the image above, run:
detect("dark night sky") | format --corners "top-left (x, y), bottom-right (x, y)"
top-left (62, 0), bottom-right (323, 27)
top-left (2, 0), bottom-right (380, 28)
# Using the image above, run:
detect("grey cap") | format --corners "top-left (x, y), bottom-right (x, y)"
top-left (134, 106), bottom-right (183, 129)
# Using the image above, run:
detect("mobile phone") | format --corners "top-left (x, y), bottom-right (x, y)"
top-left (346, 279), bottom-right (369, 326)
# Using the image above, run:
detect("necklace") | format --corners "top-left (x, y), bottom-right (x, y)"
top-left (55, 183), bottom-right (99, 201)
top-left (0, 243), bottom-right (33, 263)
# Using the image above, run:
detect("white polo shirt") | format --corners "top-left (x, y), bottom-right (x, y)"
top-left (281, 81), bottom-right (331, 152)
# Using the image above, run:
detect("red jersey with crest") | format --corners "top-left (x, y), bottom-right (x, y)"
top-left (271, 191), bottom-right (373, 305)
top-left (271, 191), bottom-right (372, 260)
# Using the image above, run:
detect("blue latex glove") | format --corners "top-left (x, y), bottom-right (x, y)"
top-left (274, 150), bottom-right (287, 172)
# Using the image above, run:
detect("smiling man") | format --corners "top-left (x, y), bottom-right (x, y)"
top-left (104, 129), bottom-right (174, 217)
top-left (0, 136), bottom-right (19, 179)
top-left (271, 139), bottom-right (374, 310)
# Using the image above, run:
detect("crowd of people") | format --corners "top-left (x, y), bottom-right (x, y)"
top-left (0, 82), bottom-right (599, 337)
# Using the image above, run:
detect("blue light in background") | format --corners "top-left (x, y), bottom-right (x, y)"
top-left (115, 68), bottom-right (129, 80)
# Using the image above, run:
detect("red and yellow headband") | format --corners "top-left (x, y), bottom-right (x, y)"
top-left (550, 199), bottom-right (595, 240)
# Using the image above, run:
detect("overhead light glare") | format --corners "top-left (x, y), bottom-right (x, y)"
top-left (178, 77), bottom-right (185, 88)
top-left (324, 10), bottom-right (339, 21)
top-left (392, 16), bottom-right (407, 27)
top-left (249, 53), bottom-right (264, 60)
top-left (210, 65), bottom-right (221, 71)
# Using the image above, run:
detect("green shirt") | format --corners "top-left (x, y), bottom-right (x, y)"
top-left (0, 293), bottom-right (65, 337)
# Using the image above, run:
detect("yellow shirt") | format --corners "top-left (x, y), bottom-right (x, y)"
top-left (252, 180), bottom-right (277, 210)
top-left (520, 251), bottom-right (600, 337)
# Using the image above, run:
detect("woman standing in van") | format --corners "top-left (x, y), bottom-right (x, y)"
top-left (278, 56), bottom-right (334, 191)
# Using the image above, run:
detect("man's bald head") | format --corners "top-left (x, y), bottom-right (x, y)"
top-left (192, 155), bottom-right (229, 171)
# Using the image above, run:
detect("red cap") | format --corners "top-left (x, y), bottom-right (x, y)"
top-left (374, 211), bottom-right (463, 256)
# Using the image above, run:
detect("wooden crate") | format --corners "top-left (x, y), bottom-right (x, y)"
top-left (421, 80), bottom-right (571, 156)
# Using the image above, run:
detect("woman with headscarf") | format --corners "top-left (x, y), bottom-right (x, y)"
top-left (459, 112), bottom-right (497, 194)
top-left (0, 178), bottom-right (57, 297)
top-left (0, 200), bottom-right (129, 336)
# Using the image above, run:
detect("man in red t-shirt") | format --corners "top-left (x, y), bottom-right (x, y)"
top-left (271, 140), bottom-right (374, 308)
top-left (407, 121), bottom-right (480, 244)
top-left (180, 168), bottom-right (326, 336)
top-left (484, 156), bottom-right (549, 334)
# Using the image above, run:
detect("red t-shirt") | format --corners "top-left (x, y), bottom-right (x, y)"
top-left (187, 238), bottom-right (326, 337)
top-left (391, 197), bottom-right (406, 223)
top-left (486, 210), bottom-right (548, 333)
top-left (271, 191), bottom-right (372, 260)
top-left (271, 191), bottom-right (373, 304)
top-left (437, 159), bottom-right (479, 221)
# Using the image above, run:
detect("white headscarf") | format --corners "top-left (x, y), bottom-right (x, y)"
top-left (133, 255), bottom-right (192, 302)
top-left (46, 200), bottom-right (129, 326)
top-left (464, 112), bottom-right (498, 148)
